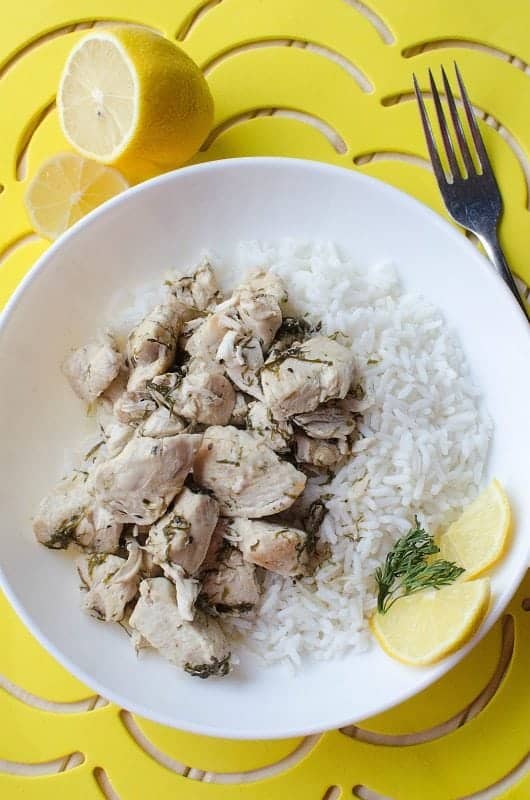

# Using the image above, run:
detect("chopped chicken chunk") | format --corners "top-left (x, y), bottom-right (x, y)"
top-left (77, 546), bottom-right (141, 622)
top-left (175, 371), bottom-right (235, 425)
top-left (293, 433), bottom-right (345, 467)
top-left (178, 316), bottom-right (205, 351)
top-left (185, 313), bottom-right (230, 360)
top-left (33, 472), bottom-right (90, 549)
top-left (168, 261), bottom-right (221, 313)
top-left (33, 469), bottom-right (124, 553)
top-left (75, 504), bottom-right (123, 553)
top-left (261, 335), bottom-right (355, 420)
top-left (145, 487), bottom-right (219, 575)
top-left (129, 578), bottom-right (230, 677)
top-left (159, 562), bottom-right (200, 621)
top-left (141, 549), bottom-right (164, 578)
top-left (139, 407), bottom-right (186, 438)
top-left (229, 392), bottom-right (249, 427)
top-left (127, 296), bottom-right (183, 393)
top-left (233, 279), bottom-right (283, 350)
top-left (293, 401), bottom-right (356, 439)
top-left (193, 426), bottom-right (306, 517)
top-left (235, 269), bottom-right (288, 306)
top-left (201, 545), bottom-right (261, 614)
top-left (230, 518), bottom-right (312, 577)
top-left (94, 433), bottom-right (201, 524)
top-left (103, 422), bottom-right (135, 458)
top-left (247, 400), bottom-right (293, 452)
top-left (216, 330), bottom-right (264, 399)
top-left (95, 373), bottom-right (135, 456)
top-left (113, 391), bottom-right (156, 425)
top-left (62, 333), bottom-right (122, 403)
top-left (201, 518), bottom-right (231, 571)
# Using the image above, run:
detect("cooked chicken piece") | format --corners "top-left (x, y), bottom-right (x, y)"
top-left (247, 400), bottom-right (293, 452)
top-left (62, 333), bottom-right (123, 403)
top-left (145, 487), bottom-right (219, 574)
top-left (234, 287), bottom-right (282, 352)
top-left (175, 371), bottom-right (235, 426)
top-left (293, 401), bottom-right (356, 439)
top-left (168, 261), bottom-right (221, 314)
top-left (178, 316), bottom-right (205, 351)
top-left (127, 295), bottom-right (183, 393)
top-left (77, 544), bottom-right (142, 622)
top-left (261, 335), bottom-right (355, 420)
top-left (95, 374), bottom-right (136, 456)
top-left (201, 546), bottom-right (261, 614)
top-left (75, 504), bottom-right (123, 553)
top-left (129, 578), bottom-right (230, 677)
top-left (229, 392), bottom-right (249, 427)
top-left (33, 472), bottom-right (90, 549)
top-left (141, 549), bottom-right (164, 578)
top-left (201, 518), bottom-right (232, 571)
top-left (113, 391), bottom-right (156, 425)
top-left (216, 330), bottom-right (264, 400)
top-left (193, 426), bottom-right (306, 517)
top-left (235, 269), bottom-right (288, 306)
top-left (293, 433), bottom-right (345, 468)
top-left (94, 433), bottom-right (202, 524)
top-left (213, 269), bottom-right (285, 352)
top-left (230, 518), bottom-right (311, 577)
top-left (33, 464), bottom-right (126, 552)
top-left (146, 370), bottom-right (183, 399)
top-left (104, 422), bottom-right (135, 458)
top-left (160, 561), bottom-right (200, 621)
top-left (139, 407), bottom-right (186, 438)
top-left (185, 313), bottom-right (230, 360)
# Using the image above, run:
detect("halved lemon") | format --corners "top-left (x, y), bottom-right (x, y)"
top-left (372, 578), bottom-right (490, 666)
top-left (24, 153), bottom-right (128, 240)
top-left (439, 480), bottom-right (512, 579)
top-left (57, 26), bottom-right (213, 182)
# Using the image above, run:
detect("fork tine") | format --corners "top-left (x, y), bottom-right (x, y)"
top-left (428, 69), bottom-right (459, 179)
top-left (453, 62), bottom-right (491, 174)
top-left (412, 73), bottom-right (446, 184)
top-left (440, 66), bottom-right (476, 176)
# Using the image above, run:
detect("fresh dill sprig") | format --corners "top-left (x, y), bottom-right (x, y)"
top-left (375, 517), bottom-right (464, 614)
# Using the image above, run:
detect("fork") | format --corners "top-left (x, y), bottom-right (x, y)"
top-left (413, 63), bottom-right (529, 321)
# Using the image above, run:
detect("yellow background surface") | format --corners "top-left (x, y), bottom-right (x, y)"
top-left (1, 1), bottom-right (530, 797)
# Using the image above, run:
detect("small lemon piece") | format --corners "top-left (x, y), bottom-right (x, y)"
top-left (439, 480), bottom-right (512, 579)
top-left (24, 153), bottom-right (128, 240)
top-left (372, 578), bottom-right (490, 666)
top-left (57, 26), bottom-right (213, 181)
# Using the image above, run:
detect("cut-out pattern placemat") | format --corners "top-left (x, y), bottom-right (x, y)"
top-left (1, 2), bottom-right (529, 798)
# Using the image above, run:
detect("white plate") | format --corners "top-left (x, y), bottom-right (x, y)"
top-left (0, 158), bottom-right (528, 739)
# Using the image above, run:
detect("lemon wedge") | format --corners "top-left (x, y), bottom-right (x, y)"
top-left (24, 153), bottom-right (128, 240)
top-left (372, 578), bottom-right (490, 666)
top-left (439, 480), bottom-right (512, 579)
top-left (57, 26), bottom-right (213, 182)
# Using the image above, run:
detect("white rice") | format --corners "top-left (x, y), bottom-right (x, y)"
top-left (112, 239), bottom-right (492, 668)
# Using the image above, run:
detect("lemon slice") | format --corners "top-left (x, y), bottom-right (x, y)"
top-left (57, 26), bottom-right (213, 181)
top-left (25, 153), bottom-right (128, 240)
top-left (439, 480), bottom-right (512, 579)
top-left (372, 578), bottom-right (490, 666)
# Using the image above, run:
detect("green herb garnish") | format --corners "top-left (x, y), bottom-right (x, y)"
top-left (375, 517), bottom-right (464, 614)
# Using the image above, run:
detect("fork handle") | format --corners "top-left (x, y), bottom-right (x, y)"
top-left (478, 232), bottom-right (529, 322)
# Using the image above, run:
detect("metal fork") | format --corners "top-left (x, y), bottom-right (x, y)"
top-left (413, 63), bottom-right (529, 321)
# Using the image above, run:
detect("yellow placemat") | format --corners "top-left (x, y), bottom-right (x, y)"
top-left (1, 2), bottom-right (530, 798)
